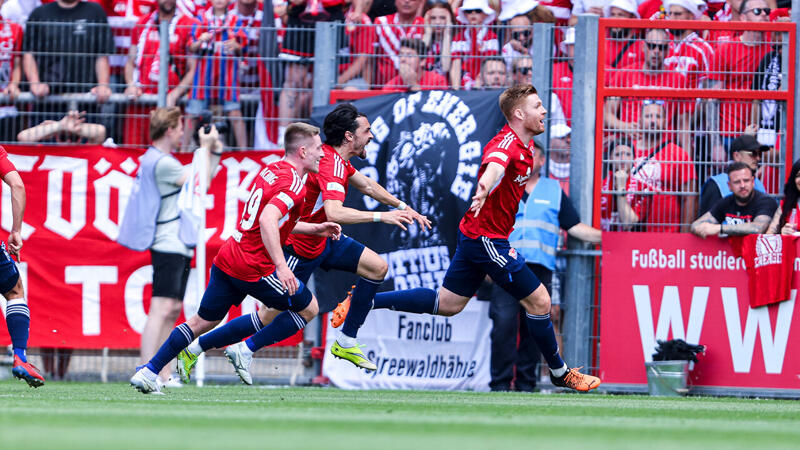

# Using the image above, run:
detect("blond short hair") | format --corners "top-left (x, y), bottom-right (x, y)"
top-left (149, 107), bottom-right (182, 141)
top-left (284, 122), bottom-right (320, 155)
top-left (498, 84), bottom-right (538, 122)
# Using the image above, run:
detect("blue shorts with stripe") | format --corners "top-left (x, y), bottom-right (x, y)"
top-left (197, 264), bottom-right (313, 322)
top-left (442, 230), bottom-right (541, 301)
top-left (284, 235), bottom-right (365, 284)
top-left (0, 242), bottom-right (19, 294)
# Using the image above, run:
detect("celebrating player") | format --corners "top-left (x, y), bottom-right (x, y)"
top-left (0, 145), bottom-right (45, 387)
top-left (333, 85), bottom-right (601, 391)
top-left (175, 103), bottom-right (433, 383)
top-left (130, 123), bottom-right (339, 394)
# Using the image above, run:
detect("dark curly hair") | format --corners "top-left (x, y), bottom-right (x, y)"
top-left (322, 103), bottom-right (366, 147)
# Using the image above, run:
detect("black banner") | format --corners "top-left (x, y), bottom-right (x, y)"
top-left (309, 90), bottom-right (506, 311)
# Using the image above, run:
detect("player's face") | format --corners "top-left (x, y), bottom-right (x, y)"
top-left (303, 134), bottom-right (324, 173)
top-left (520, 93), bottom-right (547, 135)
top-left (729, 168), bottom-right (755, 202)
top-left (352, 116), bottom-right (373, 159)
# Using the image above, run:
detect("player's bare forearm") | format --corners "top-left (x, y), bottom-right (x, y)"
top-left (470, 162), bottom-right (504, 216)
top-left (323, 199), bottom-right (375, 224)
top-left (4, 172), bottom-right (26, 232)
top-left (292, 221), bottom-right (322, 235)
top-left (259, 204), bottom-right (290, 269)
top-left (721, 216), bottom-right (772, 236)
top-left (351, 172), bottom-right (402, 208)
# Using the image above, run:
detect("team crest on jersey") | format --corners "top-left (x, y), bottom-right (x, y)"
top-left (508, 248), bottom-right (517, 259)
top-left (754, 234), bottom-right (782, 268)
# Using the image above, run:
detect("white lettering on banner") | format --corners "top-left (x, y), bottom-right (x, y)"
top-left (633, 285), bottom-right (709, 362)
top-left (382, 246), bottom-right (450, 290)
top-left (323, 300), bottom-right (490, 390)
top-left (124, 265), bottom-right (152, 334)
top-left (393, 91), bottom-right (423, 123)
top-left (2, 154), bottom-right (38, 239)
top-left (370, 116), bottom-right (390, 144)
top-left (93, 170), bottom-right (134, 240)
top-left (40, 156), bottom-right (88, 240)
top-left (221, 157), bottom-right (261, 240)
top-left (65, 265), bottom-right (118, 336)
top-left (721, 288), bottom-right (795, 374)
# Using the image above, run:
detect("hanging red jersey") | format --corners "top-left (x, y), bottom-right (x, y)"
top-left (730, 234), bottom-right (797, 308)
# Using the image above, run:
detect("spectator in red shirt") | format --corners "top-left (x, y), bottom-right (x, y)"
top-left (422, 1), bottom-right (457, 89)
top-left (706, 0), bottom-right (771, 153)
top-left (601, 137), bottom-right (649, 230)
top-left (452, 0), bottom-right (499, 89)
top-left (664, 0), bottom-right (714, 88)
top-left (188, 0), bottom-right (249, 149)
top-left (603, 0), bottom-right (644, 72)
top-left (374, 0), bottom-right (425, 87)
top-left (337, 1), bottom-right (376, 90)
top-left (0, 11), bottom-right (22, 142)
top-left (383, 38), bottom-right (448, 91)
top-left (631, 101), bottom-right (697, 231)
top-left (123, 0), bottom-right (197, 147)
top-left (604, 28), bottom-right (687, 133)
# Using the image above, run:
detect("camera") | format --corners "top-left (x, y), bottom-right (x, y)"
top-left (197, 110), bottom-right (229, 135)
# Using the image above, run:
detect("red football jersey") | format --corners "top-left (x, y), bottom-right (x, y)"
top-left (452, 27), bottom-right (499, 87)
top-left (374, 14), bottom-right (425, 86)
top-left (0, 145), bottom-right (17, 177)
top-left (131, 12), bottom-right (197, 93)
top-left (609, 64), bottom-right (688, 123)
top-left (664, 31), bottom-right (714, 88)
top-left (287, 145), bottom-right (356, 259)
top-left (0, 17), bottom-right (22, 108)
top-left (214, 160), bottom-right (307, 281)
top-left (459, 125), bottom-right (533, 240)
top-left (731, 234), bottom-right (797, 308)
top-left (230, 5), bottom-right (264, 89)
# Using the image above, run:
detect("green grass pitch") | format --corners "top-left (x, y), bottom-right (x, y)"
top-left (1, 380), bottom-right (799, 449)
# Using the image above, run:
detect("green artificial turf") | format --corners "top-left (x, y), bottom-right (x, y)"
top-left (1, 380), bottom-right (798, 449)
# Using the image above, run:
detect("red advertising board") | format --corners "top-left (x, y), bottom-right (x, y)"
top-left (0, 145), bottom-right (301, 348)
top-left (600, 232), bottom-right (799, 391)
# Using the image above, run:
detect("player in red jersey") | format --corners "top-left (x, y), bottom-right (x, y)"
top-left (173, 103), bottom-right (433, 381)
top-left (0, 145), bottom-right (45, 387)
top-left (329, 85), bottom-right (601, 391)
top-left (131, 123), bottom-right (339, 393)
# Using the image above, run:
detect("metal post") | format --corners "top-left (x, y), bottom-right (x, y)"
top-left (312, 22), bottom-right (339, 107)
top-left (563, 14), bottom-right (599, 370)
top-left (157, 20), bottom-right (169, 108)
top-left (793, 0), bottom-right (800, 161)
top-left (532, 22), bottom-right (554, 157)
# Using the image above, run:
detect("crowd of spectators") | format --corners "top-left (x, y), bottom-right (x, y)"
top-left (0, 0), bottom-right (794, 227)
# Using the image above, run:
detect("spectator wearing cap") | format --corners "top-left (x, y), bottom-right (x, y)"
top-left (663, 0), bottom-right (714, 89)
top-left (605, 28), bottom-right (687, 132)
top-left (602, 0), bottom-right (644, 71)
top-left (705, 0), bottom-right (772, 153)
top-left (552, 27), bottom-right (574, 126)
top-left (383, 37), bottom-right (449, 91)
top-left (632, 101), bottom-right (697, 232)
top-left (501, 13), bottom-right (533, 72)
top-left (488, 141), bottom-right (601, 392)
top-left (698, 134), bottom-right (769, 216)
top-left (691, 161), bottom-right (777, 238)
top-left (452, 0), bottom-right (499, 89)
top-left (476, 56), bottom-right (509, 89)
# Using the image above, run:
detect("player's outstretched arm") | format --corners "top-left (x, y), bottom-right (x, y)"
top-left (348, 170), bottom-right (432, 230)
top-left (470, 162), bottom-right (505, 218)
top-left (292, 221), bottom-right (342, 240)
top-left (3, 171), bottom-right (25, 257)
top-left (259, 204), bottom-right (298, 295)
top-left (323, 199), bottom-right (414, 230)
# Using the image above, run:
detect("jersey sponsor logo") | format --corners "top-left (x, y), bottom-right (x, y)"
top-left (513, 167), bottom-right (531, 185)
top-left (754, 234), bottom-right (783, 268)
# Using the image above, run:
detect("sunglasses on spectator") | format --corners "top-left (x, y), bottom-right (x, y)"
top-left (512, 31), bottom-right (530, 41)
top-left (743, 7), bottom-right (771, 16)
top-left (645, 42), bottom-right (669, 51)
top-left (642, 99), bottom-right (665, 106)
top-left (738, 150), bottom-right (762, 157)
top-left (463, 9), bottom-right (483, 14)
top-left (514, 66), bottom-right (532, 75)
